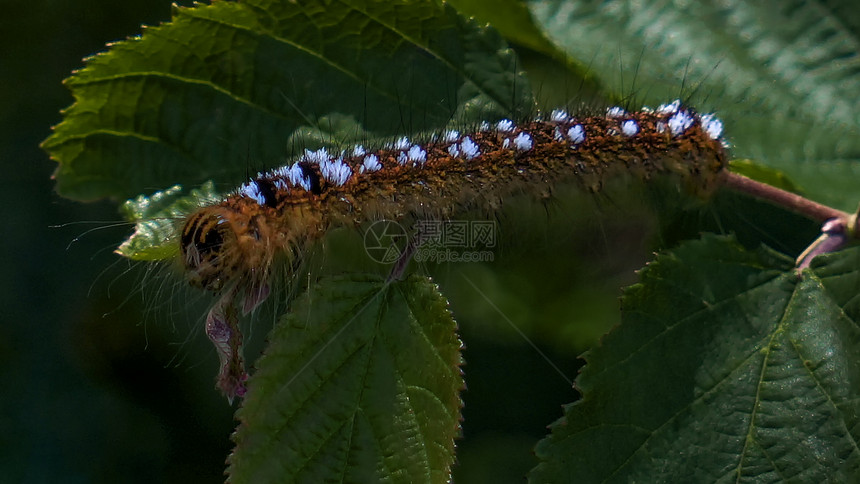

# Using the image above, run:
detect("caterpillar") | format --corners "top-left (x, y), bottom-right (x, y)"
top-left (170, 100), bottom-right (727, 399)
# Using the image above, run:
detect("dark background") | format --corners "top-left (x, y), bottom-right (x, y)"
top-left (2, 1), bottom-right (236, 481)
top-left (0, 1), bottom-right (730, 481)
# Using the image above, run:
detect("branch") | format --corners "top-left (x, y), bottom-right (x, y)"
top-left (719, 171), bottom-right (850, 223)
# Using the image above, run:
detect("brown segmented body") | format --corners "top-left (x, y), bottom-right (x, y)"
top-left (180, 102), bottom-right (727, 296)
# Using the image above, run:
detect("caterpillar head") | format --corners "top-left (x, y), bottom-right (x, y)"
top-left (180, 203), bottom-right (277, 295)
top-left (181, 206), bottom-right (242, 291)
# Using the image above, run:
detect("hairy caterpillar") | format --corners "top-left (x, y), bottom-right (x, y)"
top-left (168, 100), bottom-right (726, 399)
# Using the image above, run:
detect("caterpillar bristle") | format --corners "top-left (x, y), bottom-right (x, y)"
top-left (169, 100), bottom-right (728, 400)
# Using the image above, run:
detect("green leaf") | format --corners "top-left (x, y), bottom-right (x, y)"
top-left (43, 0), bottom-right (531, 201)
top-left (445, 0), bottom-right (611, 108)
top-left (526, 0), bottom-right (860, 211)
top-left (531, 235), bottom-right (860, 482)
top-left (448, 0), bottom-right (556, 55)
top-left (229, 274), bottom-right (463, 483)
top-left (116, 180), bottom-right (222, 260)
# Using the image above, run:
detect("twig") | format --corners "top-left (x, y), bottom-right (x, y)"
top-left (719, 171), bottom-right (850, 223)
top-left (719, 170), bottom-right (859, 269)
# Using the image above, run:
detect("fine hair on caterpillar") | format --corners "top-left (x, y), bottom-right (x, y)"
top-left (183, 101), bottom-right (725, 289)
top-left (170, 100), bottom-right (728, 399)
top-left (94, 49), bottom-right (732, 400)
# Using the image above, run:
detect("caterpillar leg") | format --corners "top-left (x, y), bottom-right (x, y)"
top-left (205, 292), bottom-right (248, 403)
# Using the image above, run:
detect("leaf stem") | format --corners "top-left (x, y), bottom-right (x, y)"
top-left (719, 171), bottom-right (850, 224)
top-left (720, 170), bottom-right (859, 267)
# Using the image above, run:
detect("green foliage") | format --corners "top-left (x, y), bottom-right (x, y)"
top-left (42, 0), bottom-right (530, 201)
top-left (229, 275), bottom-right (462, 483)
top-left (532, 236), bottom-right (860, 481)
top-left (526, 0), bottom-right (860, 211)
top-left (117, 180), bottom-right (221, 260)
top-left (43, 0), bottom-right (860, 482)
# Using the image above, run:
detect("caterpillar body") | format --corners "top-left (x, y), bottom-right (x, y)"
top-left (173, 100), bottom-right (727, 399)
